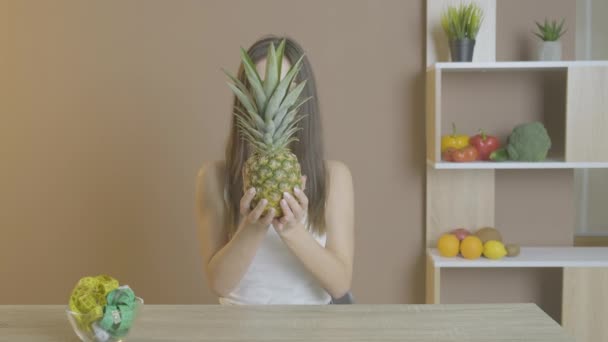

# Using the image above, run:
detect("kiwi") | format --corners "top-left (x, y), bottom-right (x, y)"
top-left (506, 244), bottom-right (520, 257)
top-left (475, 227), bottom-right (503, 244)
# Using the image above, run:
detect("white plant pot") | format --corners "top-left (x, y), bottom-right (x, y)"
top-left (536, 41), bottom-right (562, 61)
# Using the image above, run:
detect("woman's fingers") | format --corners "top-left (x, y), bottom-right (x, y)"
top-left (280, 198), bottom-right (294, 223)
top-left (283, 192), bottom-right (302, 219)
top-left (260, 208), bottom-right (276, 226)
top-left (240, 188), bottom-right (256, 215)
top-left (293, 187), bottom-right (308, 209)
top-left (248, 199), bottom-right (267, 222)
top-left (301, 175), bottom-right (307, 191)
top-left (283, 191), bottom-right (308, 220)
top-left (272, 219), bottom-right (284, 232)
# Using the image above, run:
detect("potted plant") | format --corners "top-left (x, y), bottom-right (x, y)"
top-left (441, 2), bottom-right (484, 62)
top-left (533, 18), bottom-right (567, 61)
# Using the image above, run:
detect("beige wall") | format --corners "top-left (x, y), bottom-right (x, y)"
top-left (496, 0), bottom-right (575, 61)
top-left (0, 0), bottom-right (576, 310)
top-left (0, 0), bottom-right (426, 304)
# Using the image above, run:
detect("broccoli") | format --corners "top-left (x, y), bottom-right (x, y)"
top-left (490, 122), bottom-right (552, 162)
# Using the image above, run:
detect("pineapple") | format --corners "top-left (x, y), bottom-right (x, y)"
top-left (224, 40), bottom-right (310, 216)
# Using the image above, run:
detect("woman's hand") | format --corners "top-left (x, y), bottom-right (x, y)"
top-left (273, 176), bottom-right (308, 235)
top-left (240, 188), bottom-right (275, 230)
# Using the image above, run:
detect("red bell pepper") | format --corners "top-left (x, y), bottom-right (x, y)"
top-left (469, 130), bottom-right (500, 161)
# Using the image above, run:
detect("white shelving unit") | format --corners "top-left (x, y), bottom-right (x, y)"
top-left (430, 60), bottom-right (608, 72)
top-left (425, 1), bottom-right (608, 340)
top-left (428, 247), bottom-right (608, 268)
top-left (428, 159), bottom-right (608, 170)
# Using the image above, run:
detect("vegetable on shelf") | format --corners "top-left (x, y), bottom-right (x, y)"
top-left (443, 145), bottom-right (479, 162)
top-left (441, 123), bottom-right (469, 152)
top-left (490, 122), bottom-right (552, 162)
top-left (469, 129), bottom-right (501, 161)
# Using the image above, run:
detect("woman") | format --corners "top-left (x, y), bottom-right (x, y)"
top-left (196, 36), bottom-right (354, 305)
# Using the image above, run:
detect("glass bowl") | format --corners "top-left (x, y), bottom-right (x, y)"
top-left (66, 297), bottom-right (144, 342)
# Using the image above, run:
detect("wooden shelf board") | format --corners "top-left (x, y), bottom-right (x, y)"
top-left (429, 60), bottom-right (608, 72)
top-left (428, 247), bottom-right (608, 268)
top-left (427, 159), bottom-right (608, 170)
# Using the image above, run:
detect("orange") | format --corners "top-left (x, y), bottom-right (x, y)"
top-left (460, 236), bottom-right (483, 259)
top-left (437, 234), bottom-right (460, 257)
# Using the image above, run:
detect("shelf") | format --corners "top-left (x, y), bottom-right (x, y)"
top-left (426, 61), bottom-right (608, 166)
top-left (430, 60), bottom-right (608, 72)
top-left (428, 247), bottom-right (608, 268)
top-left (427, 159), bottom-right (608, 170)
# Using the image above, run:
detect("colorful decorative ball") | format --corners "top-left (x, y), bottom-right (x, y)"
top-left (67, 275), bottom-right (141, 341)
top-left (68, 275), bottom-right (119, 330)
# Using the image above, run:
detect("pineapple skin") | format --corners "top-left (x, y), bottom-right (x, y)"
top-left (243, 150), bottom-right (302, 217)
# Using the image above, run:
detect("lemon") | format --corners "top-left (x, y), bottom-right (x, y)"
top-left (483, 240), bottom-right (507, 260)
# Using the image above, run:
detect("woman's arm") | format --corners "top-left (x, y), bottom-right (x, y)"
top-left (274, 161), bottom-right (355, 299)
top-left (196, 162), bottom-right (275, 297)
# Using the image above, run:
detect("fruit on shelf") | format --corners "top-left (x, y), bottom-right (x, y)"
top-left (469, 130), bottom-right (501, 161)
top-left (483, 240), bottom-right (507, 260)
top-left (475, 227), bottom-right (503, 244)
top-left (437, 234), bottom-right (460, 257)
top-left (435, 227), bottom-right (518, 261)
top-left (506, 244), bottom-right (521, 257)
top-left (441, 123), bottom-right (469, 152)
top-left (443, 146), bottom-right (479, 162)
top-left (460, 236), bottom-right (483, 259)
top-left (489, 122), bottom-right (552, 162)
top-left (451, 228), bottom-right (472, 241)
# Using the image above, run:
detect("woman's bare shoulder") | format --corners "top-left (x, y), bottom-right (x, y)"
top-left (326, 160), bottom-right (352, 179)
top-left (198, 161), bottom-right (226, 182)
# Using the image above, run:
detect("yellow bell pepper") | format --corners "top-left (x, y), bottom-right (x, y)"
top-left (441, 123), bottom-right (469, 152)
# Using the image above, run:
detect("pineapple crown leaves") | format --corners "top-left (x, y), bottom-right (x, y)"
top-left (224, 40), bottom-right (311, 153)
top-left (534, 18), bottom-right (567, 42)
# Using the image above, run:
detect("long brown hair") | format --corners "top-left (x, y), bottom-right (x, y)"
top-left (224, 36), bottom-right (327, 237)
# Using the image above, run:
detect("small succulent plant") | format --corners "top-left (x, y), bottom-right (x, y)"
top-left (534, 18), bottom-right (567, 42)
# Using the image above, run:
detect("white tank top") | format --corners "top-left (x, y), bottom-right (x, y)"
top-left (220, 190), bottom-right (331, 305)
top-left (218, 226), bottom-right (331, 305)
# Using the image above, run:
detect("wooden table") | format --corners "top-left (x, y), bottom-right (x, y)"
top-left (0, 304), bottom-right (573, 341)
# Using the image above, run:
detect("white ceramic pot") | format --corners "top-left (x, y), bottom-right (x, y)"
top-left (537, 41), bottom-right (562, 61)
